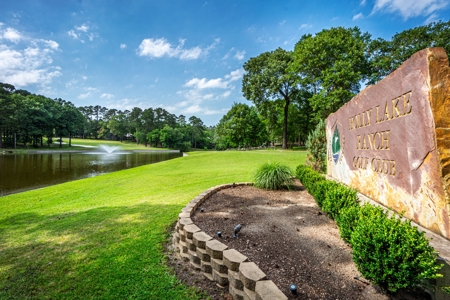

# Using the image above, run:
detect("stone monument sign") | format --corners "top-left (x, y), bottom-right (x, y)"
top-left (326, 48), bottom-right (450, 240)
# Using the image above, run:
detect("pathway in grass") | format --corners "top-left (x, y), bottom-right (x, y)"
top-left (0, 150), bottom-right (305, 299)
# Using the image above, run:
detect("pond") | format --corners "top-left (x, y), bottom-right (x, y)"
top-left (0, 150), bottom-right (182, 196)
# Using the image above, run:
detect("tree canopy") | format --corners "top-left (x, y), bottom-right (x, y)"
top-left (242, 48), bottom-right (302, 149)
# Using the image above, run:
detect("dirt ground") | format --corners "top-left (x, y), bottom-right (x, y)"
top-left (166, 180), bottom-right (431, 300)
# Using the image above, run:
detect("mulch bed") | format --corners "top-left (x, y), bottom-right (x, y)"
top-left (166, 180), bottom-right (431, 300)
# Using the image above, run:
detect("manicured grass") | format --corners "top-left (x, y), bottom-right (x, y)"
top-left (0, 150), bottom-right (306, 299)
top-left (69, 138), bottom-right (167, 151)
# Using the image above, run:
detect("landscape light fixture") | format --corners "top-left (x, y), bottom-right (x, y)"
top-left (200, 207), bottom-right (204, 212)
top-left (217, 231), bottom-right (222, 238)
top-left (233, 224), bottom-right (242, 238)
top-left (290, 284), bottom-right (297, 295)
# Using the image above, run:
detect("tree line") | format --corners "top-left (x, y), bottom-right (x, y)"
top-left (0, 83), bottom-right (212, 151)
top-left (1, 21), bottom-right (449, 151)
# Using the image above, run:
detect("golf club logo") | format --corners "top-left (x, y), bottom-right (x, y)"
top-left (332, 126), bottom-right (341, 164)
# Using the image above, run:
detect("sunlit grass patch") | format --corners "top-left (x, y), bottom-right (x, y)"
top-left (0, 150), bottom-right (306, 299)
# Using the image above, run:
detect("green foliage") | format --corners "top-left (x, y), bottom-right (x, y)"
top-left (242, 48), bottom-right (304, 149)
top-left (254, 162), bottom-right (294, 190)
top-left (443, 286), bottom-right (450, 294)
top-left (351, 204), bottom-right (442, 292)
top-left (305, 119), bottom-right (327, 173)
top-left (336, 205), bottom-right (360, 243)
top-left (295, 164), bottom-right (325, 193)
top-left (292, 27), bottom-right (371, 120)
top-left (215, 102), bottom-right (267, 149)
top-left (295, 164), bottom-right (442, 292)
top-left (322, 184), bottom-right (358, 220)
top-left (368, 20), bottom-right (450, 84)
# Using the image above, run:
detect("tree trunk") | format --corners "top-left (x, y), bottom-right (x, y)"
top-left (59, 135), bottom-right (62, 148)
top-left (69, 132), bottom-right (72, 147)
top-left (282, 97), bottom-right (290, 150)
top-left (0, 129), bottom-right (2, 148)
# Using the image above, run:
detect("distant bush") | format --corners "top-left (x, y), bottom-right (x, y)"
top-left (254, 162), bottom-right (294, 190)
top-left (351, 204), bottom-right (442, 292)
top-left (305, 119), bottom-right (327, 173)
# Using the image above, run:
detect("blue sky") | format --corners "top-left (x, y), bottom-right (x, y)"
top-left (0, 0), bottom-right (449, 126)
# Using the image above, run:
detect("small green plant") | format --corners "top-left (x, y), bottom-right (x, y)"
top-left (254, 162), bottom-right (294, 190)
top-left (351, 204), bottom-right (442, 292)
top-left (443, 286), bottom-right (450, 294)
top-left (305, 119), bottom-right (327, 173)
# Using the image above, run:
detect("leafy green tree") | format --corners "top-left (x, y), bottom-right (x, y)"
top-left (242, 48), bottom-right (302, 149)
top-left (108, 111), bottom-right (129, 142)
top-left (215, 103), bottom-right (267, 149)
top-left (292, 26), bottom-right (371, 120)
top-left (368, 20), bottom-right (450, 83)
top-left (188, 116), bottom-right (204, 149)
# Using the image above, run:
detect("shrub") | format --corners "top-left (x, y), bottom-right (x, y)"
top-left (322, 184), bottom-right (358, 220)
top-left (305, 119), bottom-right (327, 173)
top-left (336, 205), bottom-right (360, 243)
top-left (350, 204), bottom-right (442, 292)
top-left (295, 164), bottom-right (325, 192)
top-left (254, 162), bottom-right (294, 190)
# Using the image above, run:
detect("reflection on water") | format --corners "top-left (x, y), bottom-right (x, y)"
top-left (0, 151), bottom-right (182, 196)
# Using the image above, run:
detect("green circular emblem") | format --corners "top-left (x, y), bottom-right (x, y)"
top-left (332, 126), bottom-right (341, 164)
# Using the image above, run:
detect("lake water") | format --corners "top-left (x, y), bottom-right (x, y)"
top-left (0, 150), bottom-right (182, 196)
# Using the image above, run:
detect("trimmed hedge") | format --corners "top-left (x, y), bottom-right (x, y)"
top-left (295, 164), bottom-right (442, 292)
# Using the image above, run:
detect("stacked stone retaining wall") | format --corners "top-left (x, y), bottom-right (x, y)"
top-left (172, 183), bottom-right (288, 300)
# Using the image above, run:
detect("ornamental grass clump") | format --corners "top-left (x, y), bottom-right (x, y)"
top-left (254, 162), bottom-right (294, 190)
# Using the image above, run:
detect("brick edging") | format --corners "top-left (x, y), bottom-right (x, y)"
top-left (172, 183), bottom-right (288, 300)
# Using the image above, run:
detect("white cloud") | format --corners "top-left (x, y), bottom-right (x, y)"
top-left (68, 30), bottom-right (82, 42)
top-left (0, 26), bottom-right (61, 87)
top-left (66, 79), bottom-right (77, 88)
top-left (75, 24), bottom-right (89, 32)
top-left (353, 13), bottom-right (364, 20)
top-left (184, 77), bottom-right (228, 89)
top-left (41, 39), bottom-right (59, 50)
top-left (105, 98), bottom-right (151, 112)
top-left (234, 50), bottom-right (246, 60)
top-left (101, 93), bottom-right (114, 99)
top-left (225, 69), bottom-right (245, 82)
top-left (361, 0), bottom-right (367, 5)
top-left (2, 27), bottom-right (21, 43)
top-left (120, 43), bottom-right (127, 49)
top-left (68, 23), bottom-right (97, 42)
top-left (173, 69), bottom-right (243, 116)
top-left (82, 76), bottom-right (87, 80)
top-left (299, 23), bottom-right (312, 30)
top-left (137, 37), bottom-right (219, 60)
top-left (78, 92), bottom-right (91, 99)
top-left (371, 0), bottom-right (449, 19)
top-left (85, 87), bottom-right (98, 91)
top-left (279, 20), bottom-right (286, 26)
top-left (424, 12), bottom-right (439, 23)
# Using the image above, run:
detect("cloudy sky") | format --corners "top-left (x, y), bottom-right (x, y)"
top-left (0, 0), bottom-right (449, 126)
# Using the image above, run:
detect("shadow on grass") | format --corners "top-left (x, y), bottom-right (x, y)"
top-left (0, 203), bottom-right (206, 300)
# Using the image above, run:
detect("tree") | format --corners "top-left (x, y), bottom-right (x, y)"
top-left (215, 103), bottom-right (266, 149)
top-left (291, 26), bottom-right (371, 120)
top-left (368, 20), bottom-right (450, 83)
top-left (108, 111), bottom-right (129, 142)
top-left (188, 116), bottom-right (204, 149)
top-left (242, 48), bottom-right (301, 149)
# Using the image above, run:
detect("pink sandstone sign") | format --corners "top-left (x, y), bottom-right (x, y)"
top-left (326, 48), bottom-right (450, 240)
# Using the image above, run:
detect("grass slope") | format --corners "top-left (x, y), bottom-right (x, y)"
top-left (0, 150), bottom-right (306, 299)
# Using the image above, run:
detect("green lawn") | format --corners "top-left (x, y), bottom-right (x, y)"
top-left (0, 150), bottom-right (306, 299)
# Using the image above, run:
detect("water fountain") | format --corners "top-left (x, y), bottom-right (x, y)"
top-left (99, 145), bottom-right (120, 154)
